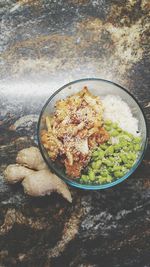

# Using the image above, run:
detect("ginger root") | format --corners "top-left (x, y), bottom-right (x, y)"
top-left (4, 147), bottom-right (72, 203)
top-left (4, 164), bottom-right (34, 184)
top-left (22, 169), bottom-right (72, 202)
top-left (16, 147), bottom-right (47, 170)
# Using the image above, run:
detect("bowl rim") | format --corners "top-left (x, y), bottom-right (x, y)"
top-left (37, 78), bottom-right (148, 190)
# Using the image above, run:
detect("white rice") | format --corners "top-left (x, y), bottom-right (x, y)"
top-left (102, 95), bottom-right (140, 136)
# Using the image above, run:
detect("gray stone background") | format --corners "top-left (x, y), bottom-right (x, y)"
top-left (0, 1), bottom-right (150, 267)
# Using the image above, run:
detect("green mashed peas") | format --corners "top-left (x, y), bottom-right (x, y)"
top-left (80, 120), bottom-right (141, 185)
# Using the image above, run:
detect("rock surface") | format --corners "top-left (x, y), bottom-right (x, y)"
top-left (0, 0), bottom-right (150, 266)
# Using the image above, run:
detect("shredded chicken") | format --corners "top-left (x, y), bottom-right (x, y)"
top-left (41, 87), bottom-right (109, 178)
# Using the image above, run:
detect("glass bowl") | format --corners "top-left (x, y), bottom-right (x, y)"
top-left (37, 78), bottom-right (148, 190)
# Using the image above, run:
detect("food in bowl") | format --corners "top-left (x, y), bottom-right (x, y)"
top-left (41, 87), bottom-right (109, 177)
top-left (41, 86), bottom-right (142, 185)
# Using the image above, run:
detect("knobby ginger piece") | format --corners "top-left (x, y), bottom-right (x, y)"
top-left (4, 146), bottom-right (72, 202)
top-left (4, 164), bottom-right (35, 184)
top-left (16, 147), bottom-right (47, 170)
top-left (22, 169), bottom-right (72, 203)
